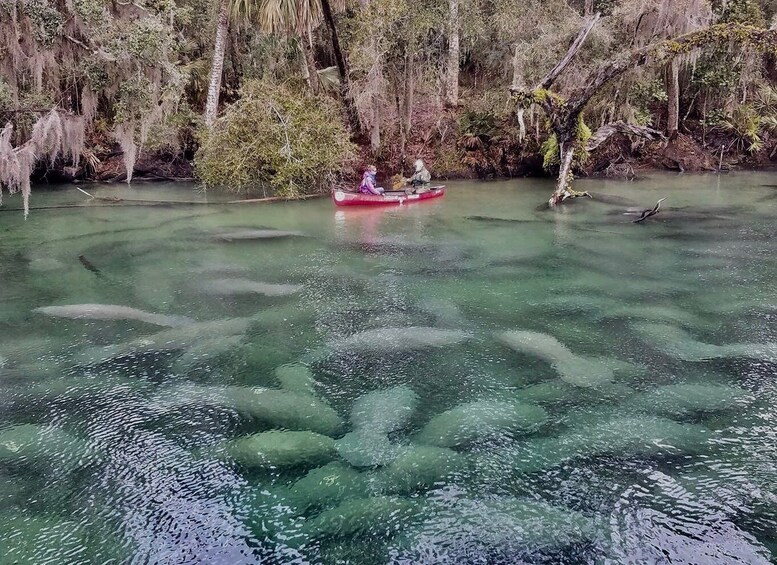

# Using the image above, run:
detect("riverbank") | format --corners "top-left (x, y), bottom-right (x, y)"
top-left (29, 121), bottom-right (777, 194)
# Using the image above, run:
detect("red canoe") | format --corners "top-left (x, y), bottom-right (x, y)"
top-left (332, 186), bottom-right (446, 207)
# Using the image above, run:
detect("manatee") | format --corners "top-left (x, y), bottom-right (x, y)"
top-left (329, 327), bottom-right (472, 355)
top-left (301, 496), bottom-right (423, 539)
top-left (415, 399), bottom-right (547, 448)
top-left (335, 430), bottom-right (405, 467)
top-left (631, 322), bottom-right (777, 362)
top-left (220, 430), bottom-right (338, 468)
top-left (0, 514), bottom-right (91, 565)
top-left (350, 385), bottom-right (419, 434)
top-left (76, 316), bottom-right (253, 365)
top-left (33, 304), bottom-right (194, 328)
top-left (630, 383), bottom-right (753, 418)
top-left (212, 229), bottom-right (304, 241)
top-left (393, 496), bottom-right (595, 560)
top-left (376, 446), bottom-right (470, 494)
top-left (200, 278), bottom-right (302, 297)
top-left (503, 415), bottom-right (711, 475)
top-left (516, 380), bottom-right (636, 407)
top-left (287, 462), bottom-right (372, 512)
top-left (0, 424), bottom-right (99, 470)
top-left (171, 334), bottom-right (246, 372)
top-left (497, 330), bottom-right (622, 387)
top-left (595, 305), bottom-right (703, 328)
top-left (154, 384), bottom-right (343, 436)
top-left (274, 363), bottom-right (316, 395)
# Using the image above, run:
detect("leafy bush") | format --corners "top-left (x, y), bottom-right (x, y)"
top-left (195, 80), bottom-right (355, 197)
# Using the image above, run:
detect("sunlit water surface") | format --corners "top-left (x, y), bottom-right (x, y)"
top-left (1, 174), bottom-right (776, 564)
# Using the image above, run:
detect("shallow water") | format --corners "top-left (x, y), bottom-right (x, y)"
top-left (1, 173), bottom-right (776, 564)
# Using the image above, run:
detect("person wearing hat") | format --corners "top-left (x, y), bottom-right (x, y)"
top-left (405, 159), bottom-right (431, 194)
top-left (359, 165), bottom-right (384, 195)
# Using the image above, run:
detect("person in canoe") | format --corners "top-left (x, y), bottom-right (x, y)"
top-left (359, 165), bottom-right (385, 195)
top-left (404, 159), bottom-right (431, 194)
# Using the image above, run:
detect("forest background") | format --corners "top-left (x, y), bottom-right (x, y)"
top-left (2, 0), bottom-right (777, 210)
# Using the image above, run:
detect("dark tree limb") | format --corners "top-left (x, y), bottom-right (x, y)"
top-left (586, 121), bottom-right (665, 151)
top-left (537, 13), bottom-right (600, 90)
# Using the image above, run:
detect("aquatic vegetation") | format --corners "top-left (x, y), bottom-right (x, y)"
top-left (414, 399), bottom-right (548, 448)
top-left (631, 322), bottom-right (777, 362)
top-left (219, 430), bottom-right (338, 469)
top-left (33, 304), bottom-right (194, 328)
top-left (302, 496), bottom-right (423, 539)
top-left (287, 462), bottom-right (372, 512)
top-left (498, 330), bottom-right (624, 387)
top-left (631, 383), bottom-right (753, 418)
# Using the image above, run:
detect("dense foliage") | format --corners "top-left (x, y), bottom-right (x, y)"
top-left (2, 0), bottom-right (777, 208)
top-left (195, 80), bottom-right (354, 196)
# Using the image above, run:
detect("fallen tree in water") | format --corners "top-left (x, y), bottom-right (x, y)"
top-left (512, 20), bottom-right (777, 207)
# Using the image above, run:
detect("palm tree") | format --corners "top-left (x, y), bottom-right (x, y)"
top-left (204, 0), bottom-right (230, 128)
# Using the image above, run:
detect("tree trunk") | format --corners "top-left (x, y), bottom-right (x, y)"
top-left (666, 59), bottom-right (679, 139)
top-left (549, 140), bottom-right (576, 207)
top-left (403, 52), bottom-right (415, 138)
top-left (584, 0), bottom-right (594, 16)
top-left (300, 30), bottom-right (320, 94)
top-left (205, 0), bottom-right (229, 129)
top-left (320, 0), bottom-right (360, 133)
top-left (444, 0), bottom-right (460, 108)
top-left (369, 98), bottom-right (380, 153)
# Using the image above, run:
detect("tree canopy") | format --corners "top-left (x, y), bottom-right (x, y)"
top-left (3, 0), bottom-right (777, 211)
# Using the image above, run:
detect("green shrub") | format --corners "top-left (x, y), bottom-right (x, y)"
top-left (195, 80), bottom-right (355, 197)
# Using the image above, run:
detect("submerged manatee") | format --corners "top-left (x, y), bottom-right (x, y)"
top-left (631, 322), bottom-right (777, 362)
top-left (630, 383), bottom-right (753, 418)
top-left (498, 330), bottom-right (624, 387)
top-left (219, 430), bottom-right (338, 469)
top-left (392, 495), bottom-right (595, 561)
top-left (376, 446), bottom-right (471, 495)
top-left (500, 415), bottom-right (711, 475)
top-left (274, 363), bottom-right (317, 395)
top-left (154, 384), bottom-right (343, 436)
top-left (199, 278), bottom-right (302, 297)
top-left (301, 496), bottom-right (423, 539)
top-left (415, 399), bottom-right (548, 448)
top-left (350, 385), bottom-right (419, 434)
top-left (0, 424), bottom-right (99, 470)
top-left (212, 229), bottom-right (304, 241)
top-left (329, 327), bottom-right (472, 356)
top-left (171, 334), bottom-right (245, 372)
top-left (335, 386), bottom-right (420, 467)
top-left (336, 430), bottom-right (406, 467)
top-left (34, 304), bottom-right (194, 328)
top-left (287, 462), bottom-right (372, 512)
top-left (76, 316), bottom-right (253, 365)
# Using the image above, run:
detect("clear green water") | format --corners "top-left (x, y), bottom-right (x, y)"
top-left (1, 173), bottom-right (776, 564)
